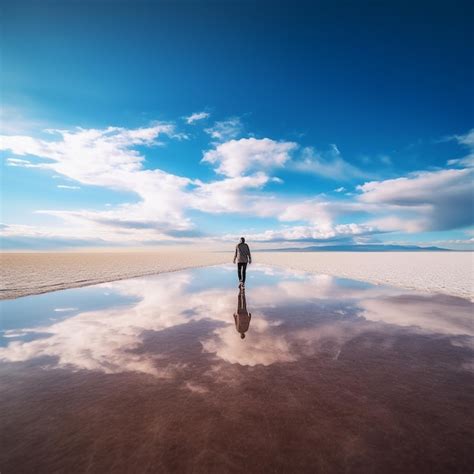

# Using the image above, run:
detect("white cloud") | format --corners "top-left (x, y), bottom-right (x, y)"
top-left (448, 155), bottom-right (474, 167)
top-left (445, 128), bottom-right (474, 168)
top-left (184, 111), bottom-right (210, 124)
top-left (292, 145), bottom-right (371, 181)
top-left (357, 168), bottom-right (473, 231)
top-left (452, 128), bottom-right (474, 147)
top-left (6, 157), bottom-right (38, 167)
top-left (0, 124), bottom-right (196, 242)
top-left (2, 119), bottom-right (473, 249)
top-left (202, 137), bottom-right (297, 178)
top-left (365, 216), bottom-right (424, 233)
top-left (204, 117), bottom-right (243, 141)
top-left (57, 185), bottom-right (80, 190)
top-left (0, 124), bottom-right (177, 183)
top-left (192, 173), bottom-right (274, 213)
top-left (278, 200), bottom-right (334, 226)
top-left (277, 198), bottom-right (370, 225)
top-left (2, 123), bottom-right (299, 246)
top-left (447, 128), bottom-right (474, 168)
top-left (350, 133), bottom-right (474, 235)
top-left (234, 222), bottom-right (377, 243)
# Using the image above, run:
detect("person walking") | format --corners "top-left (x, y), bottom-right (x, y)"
top-left (233, 237), bottom-right (252, 288)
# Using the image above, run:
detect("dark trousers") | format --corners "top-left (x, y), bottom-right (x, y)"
top-left (237, 263), bottom-right (248, 283)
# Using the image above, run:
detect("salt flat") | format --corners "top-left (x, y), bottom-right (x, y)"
top-left (0, 251), bottom-right (228, 300)
top-left (256, 251), bottom-right (474, 301)
top-left (1, 251), bottom-right (472, 300)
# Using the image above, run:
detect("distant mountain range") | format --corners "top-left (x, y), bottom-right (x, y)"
top-left (258, 244), bottom-right (451, 252)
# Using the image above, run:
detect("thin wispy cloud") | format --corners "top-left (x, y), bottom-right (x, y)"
top-left (292, 145), bottom-right (372, 181)
top-left (447, 128), bottom-right (474, 168)
top-left (205, 117), bottom-right (243, 141)
top-left (57, 185), bottom-right (80, 190)
top-left (184, 111), bottom-right (210, 124)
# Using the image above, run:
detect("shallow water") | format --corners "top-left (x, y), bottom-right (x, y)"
top-left (0, 264), bottom-right (473, 473)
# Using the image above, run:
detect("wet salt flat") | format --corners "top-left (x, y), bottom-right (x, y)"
top-left (0, 264), bottom-right (473, 473)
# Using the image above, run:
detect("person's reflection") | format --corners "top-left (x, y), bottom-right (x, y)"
top-left (234, 288), bottom-right (252, 339)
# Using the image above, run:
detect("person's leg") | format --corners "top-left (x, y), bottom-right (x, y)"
top-left (242, 263), bottom-right (247, 283)
top-left (237, 263), bottom-right (243, 282)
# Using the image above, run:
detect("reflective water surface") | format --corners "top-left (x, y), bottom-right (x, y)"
top-left (1, 264), bottom-right (473, 473)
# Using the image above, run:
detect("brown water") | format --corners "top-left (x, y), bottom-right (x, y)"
top-left (0, 265), bottom-right (473, 473)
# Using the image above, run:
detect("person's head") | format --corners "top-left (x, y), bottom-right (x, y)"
top-left (240, 237), bottom-right (245, 244)
top-left (240, 333), bottom-right (246, 339)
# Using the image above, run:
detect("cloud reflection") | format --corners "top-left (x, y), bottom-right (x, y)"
top-left (0, 265), bottom-right (472, 378)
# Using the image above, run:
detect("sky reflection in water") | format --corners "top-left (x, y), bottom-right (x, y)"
top-left (0, 265), bottom-right (473, 473)
top-left (0, 264), bottom-right (472, 375)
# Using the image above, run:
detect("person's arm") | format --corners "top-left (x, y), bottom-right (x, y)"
top-left (233, 245), bottom-right (237, 263)
top-left (247, 244), bottom-right (252, 264)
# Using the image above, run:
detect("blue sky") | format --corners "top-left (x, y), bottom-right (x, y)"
top-left (1, 0), bottom-right (473, 250)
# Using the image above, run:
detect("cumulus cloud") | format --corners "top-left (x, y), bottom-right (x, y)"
top-left (358, 168), bottom-right (474, 231)
top-left (2, 118), bottom-right (473, 248)
top-left (0, 124), bottom-right (177, 183)
top-left (0, 125), bottom-right (197, 242)
top-left (192, 173), bottom-right (275, 213)
top-left (184, 111), bottom-right (210, 124)
top-left (204, 117), bottom-right (243, 141)
top-left (276, 199), bottom-right (363, 226)
top-left (1, 124), bottom-right (299, 246)
top-left (202, 137), bottom-right (297, 178)
top-left (235, 222), bottom-right (378, 243)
